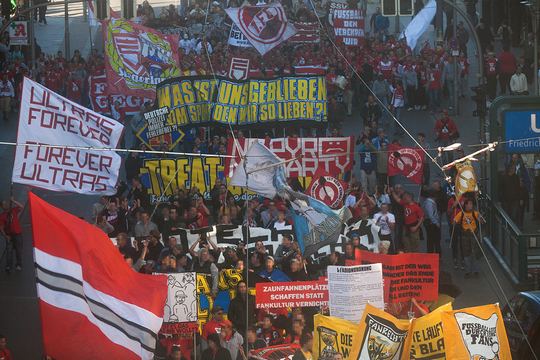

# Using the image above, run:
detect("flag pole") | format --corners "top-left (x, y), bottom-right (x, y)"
top-left (243, 154), bottom-right (250, 358)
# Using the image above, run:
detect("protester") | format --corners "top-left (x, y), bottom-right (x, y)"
top-left (292, 333), bottom-right (313, 360)
top-left (202, 333), bottom-right (232, 360)
top-left (454, 198), bottom-right (484, 278)
top-left (0, 334), bottom-right (13, 360)
top-left (510, 66), bottom-right (528, 95)
top-left (0, 197), bottom-right (24, 272)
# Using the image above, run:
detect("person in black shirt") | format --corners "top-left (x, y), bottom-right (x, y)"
top-left (145, 230), bottom-right (164, 263)
top-left (129, 178), bottom-right (151, 211)
top-left (202, 333), bottom-right (232, 360)
top-left (227, 281), bottom-right (255, 336)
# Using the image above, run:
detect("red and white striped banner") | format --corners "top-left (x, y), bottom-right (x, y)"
top-left (30, 193), bottom-right (168, 360)
top-left (289, 22), bottom-right (320, 43)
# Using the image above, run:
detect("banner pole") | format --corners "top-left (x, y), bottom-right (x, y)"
top-left (243, 155), bottom-right (249, 358)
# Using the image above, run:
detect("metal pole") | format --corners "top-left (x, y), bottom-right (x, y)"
top-left (534, 4), bottom-right (539, 95)
top-left (453, 0), bottom-right (459, 114)
top-left (29, 0), bottom-right (36, 73)
top-left (64, 0), bottom-right (70, 58)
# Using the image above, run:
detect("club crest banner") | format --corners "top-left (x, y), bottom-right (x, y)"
top-left (407, 303), bottom-right (452, 360)
top-left (388, 144), bottom-right (425, 184)
top-left (225, 4), bottom-right (297, 55)
top-left (104, 18), bottom-right (181, 99)
top-left (156, 76), bottom-right (327, 126)
top-left (351, 304), bottom-right (412, 360)
top-left (314, 314), bottom-right (357, 359)
top-left (441, 304), bottom-right (512, 360)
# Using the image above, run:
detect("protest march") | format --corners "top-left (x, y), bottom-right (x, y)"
top-left (1, 0), bottom-right (539, 359)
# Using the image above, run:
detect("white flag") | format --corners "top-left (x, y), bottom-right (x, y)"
top-left (225, 4), bottom-right (297, 55)
top-left (12, 77), bottom-right (124, 195)
top-left (401, 0), bottom-right (437, 50)
top-left (230, 142), bottom-right (283, 199)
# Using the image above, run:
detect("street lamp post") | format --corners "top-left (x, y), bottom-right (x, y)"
top-left (522, 0), bottom-right (539, 95)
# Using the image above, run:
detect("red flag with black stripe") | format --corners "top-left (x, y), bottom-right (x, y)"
top-left (387, 144), bottom-right (424, 184)
top-left (30, 193), bottom-right (167, 360)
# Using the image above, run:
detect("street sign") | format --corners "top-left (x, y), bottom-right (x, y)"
top-left (504, 110), bottom-right (540, 153)
top-left (8, 21), bottom-right (28, 45)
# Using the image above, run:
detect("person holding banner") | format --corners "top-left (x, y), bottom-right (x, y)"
top-left (0, 197), bottom-right (23, 272)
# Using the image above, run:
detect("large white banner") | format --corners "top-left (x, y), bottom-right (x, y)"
top-left (12, 77), bottom-right (124, 195)
top-left (225, 4), bottom-right (297, 55)
top-left (327, 264), bottom-right (384, 322)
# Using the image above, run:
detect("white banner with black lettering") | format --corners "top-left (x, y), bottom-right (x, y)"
top-left (228, 24), bottom-right (253, 48)
top-left (12, 77), bottom-right (124, 195)
top-left (327, 264), bottom-right (385, 322)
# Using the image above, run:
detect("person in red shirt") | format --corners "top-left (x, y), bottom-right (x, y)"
top-left (434, 110), bottom-right (459, 146)
top-left (497, 44), bottom-right (517, 95)
top-left (0, 198), bottom-right (23, 272)
top-left (484, 52), bottom-right (498, 100)
top-left (65, 73), bottom-right (82, 104)
top-left (391, 190), bottom-right (424, 252)
top-left (202, 306), bottom-right (226, 341)
top-left (0, 334), bottom-right (13, 360)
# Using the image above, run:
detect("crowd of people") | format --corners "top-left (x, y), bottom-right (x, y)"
top-left (0, 0), bottom-right (538, 358)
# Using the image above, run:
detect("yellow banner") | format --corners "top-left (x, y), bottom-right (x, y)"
top-left (314, 314), bottom-right (358, 359)
top-left (139, 157), bottom-right (251, 203)
top-left (350, 303), bottom-right (412, 360)
top-left (441, 304), bottom-right (512, 360)
top-left (157, 76), bottom-right (327, 126)
top-left (407, 303), bottom-right (453, 360)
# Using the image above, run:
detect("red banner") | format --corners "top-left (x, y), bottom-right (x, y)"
top-left (225, 137), bottom-right (354, 178)
top-left (88, 74), bottom-right (153, 116)
top-left (330, 3), bottom-right (365, 46)
top-left (359, 251), bottom-right (439, 303)
top-left (289, 22), bottom-right (320, 43)
top-left (387, 144), bottom-right (425, 184)
top-left (306, 168), bottom-right (348, 209)
top-left (255, 280), bottom-right (328, 309)
top-left (250, 344), bottom-right (300, 360)
top-left (103, 18), bottom-right (181, 100)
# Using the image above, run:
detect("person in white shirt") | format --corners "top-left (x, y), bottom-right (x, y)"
top-left (510, 66), bottom-right (528, 95)
top-left (179, 33), bottom-right (194, 54)
top-left (373, 203), bottom-right (395, 243)
top-left (195, 38), bottom-right (213, 55)
top-left (272, 211), bottom-right (291, 231)
top-left (0, 73), bottom-right (14, 121)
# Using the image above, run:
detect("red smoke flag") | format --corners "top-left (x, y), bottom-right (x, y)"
top-left (387, 144), bottom-right (425, 184)
top-left (30, 193), bottom-right (167, 360)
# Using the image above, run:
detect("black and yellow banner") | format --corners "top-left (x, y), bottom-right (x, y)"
top-left (157, 76), bottom-right (328, 126)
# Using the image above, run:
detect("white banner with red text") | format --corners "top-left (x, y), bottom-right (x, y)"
top-left (12, 78), bottom-right (124, 195)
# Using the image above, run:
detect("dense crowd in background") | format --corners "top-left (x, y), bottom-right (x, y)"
top-left (0, 0), bottom-right (538, 358)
